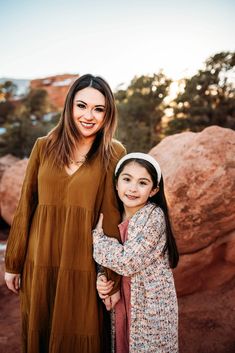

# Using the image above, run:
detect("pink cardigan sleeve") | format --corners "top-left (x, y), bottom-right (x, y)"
top-left (93, 207), bottom-right (167, 276)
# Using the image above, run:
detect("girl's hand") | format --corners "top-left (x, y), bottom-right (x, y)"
top-left (95, 213), bottom-right (104, 231)
top-left (96, 274), bottom-right (114, 299)
top-left (5, 272), bottom-right (21, 294)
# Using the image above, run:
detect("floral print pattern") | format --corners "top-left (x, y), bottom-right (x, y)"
top-left (93, 203), bottom-right (178, 353)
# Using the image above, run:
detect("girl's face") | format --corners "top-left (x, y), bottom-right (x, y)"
top-left (116, 161), bottom-right (158, 217)
top-left (73, 87), bottom-right (106, 141)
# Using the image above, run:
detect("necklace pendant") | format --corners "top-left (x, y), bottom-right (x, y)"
top-left (70, 155), bottom-right (87, 166)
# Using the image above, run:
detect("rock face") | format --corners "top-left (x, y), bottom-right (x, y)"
top-left (0, 159), bottom-right (28, 225)
top-left (149, 125), bottom-right (235, 296)
top-left (0, 154), bottom-right (19, 180)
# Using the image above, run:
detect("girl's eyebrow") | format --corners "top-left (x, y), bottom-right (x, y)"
top-left (139, 177), bottom-right (151, 182)
top-left (121, 173), bottom-right (151, 182)
top-left (75, 99), bottom-right (105, 107)
top-left (121, 172), bottom-right (132, 177)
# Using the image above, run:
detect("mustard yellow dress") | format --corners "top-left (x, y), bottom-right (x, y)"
top-left (5, 136), bottom-right (126, 353)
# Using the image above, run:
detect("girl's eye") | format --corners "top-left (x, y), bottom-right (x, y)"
top-left (123, 177), bottom-right (130, 182)
top-left (139, 181), bottom-right (147, 186)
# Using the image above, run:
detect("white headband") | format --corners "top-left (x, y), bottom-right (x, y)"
top-left (115, 152), bottom-right (162, 186)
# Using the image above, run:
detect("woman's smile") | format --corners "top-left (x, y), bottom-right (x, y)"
top-left (80, 121), bottom-right (96, 129)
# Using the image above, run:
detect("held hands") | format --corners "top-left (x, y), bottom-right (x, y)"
top-left (5, 272), bottom-right (21, 294)
top-left (97, 274), bottom-right (114, 299)
top-left (95, 214), bottom-right (120, 310)
top-left (97, 274), bottom-right (120, 311)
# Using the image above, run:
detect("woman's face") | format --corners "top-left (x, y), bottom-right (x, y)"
top-left (72, 87), bottom-right (106, 141)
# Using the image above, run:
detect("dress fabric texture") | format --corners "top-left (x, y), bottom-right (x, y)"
top-left (5, 136), bottom-right (125, 353)
top-left (93, 203), bottom-right (179, 353)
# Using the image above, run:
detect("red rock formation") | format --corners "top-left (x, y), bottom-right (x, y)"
top-left (0, 159), bottom-right (28, 225)
top-left (0, 154), bottom-right (19, 180)
top-left (149, 126), bottom-right (235, 352)
top-left (30, 74), bottom-right (79, 110)
top-left (150, 125), bottom-right (235, 295)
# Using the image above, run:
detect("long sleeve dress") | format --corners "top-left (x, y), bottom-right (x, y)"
top-left (5, 136), bottom-right (126, 353)
top-left (93, 203), bottom-right (178, 353)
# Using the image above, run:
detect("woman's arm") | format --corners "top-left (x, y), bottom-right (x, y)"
top-left (93, 208), bottom-right (166, 276)
top-left (98, 142), bottom-right (126, 293)
top-left (5, 139), bottom-right (41, 274)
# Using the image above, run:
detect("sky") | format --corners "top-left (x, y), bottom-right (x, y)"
top-left (1, 0), bottom-right (235, 91)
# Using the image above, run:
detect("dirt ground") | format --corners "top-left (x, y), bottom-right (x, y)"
top-left (0, 285), bottom-right (20, 353)
top-left (0, 224), bottom-right (21, 353)
top-left (1, 223), bottom-right (235, 353)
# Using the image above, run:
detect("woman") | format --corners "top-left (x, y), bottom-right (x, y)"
top-left (4, 74), bottom-right (126, 353)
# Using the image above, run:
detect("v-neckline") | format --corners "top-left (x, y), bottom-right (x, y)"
top-left (64, 163), bottom-right (85, 177)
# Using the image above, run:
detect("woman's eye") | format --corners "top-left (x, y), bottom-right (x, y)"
top-left (95, 107), bottom-right (105, 113)
top-left (77, 103), bottom-right (86, 109)
top-left (139, 181), bottom-right (147, 186)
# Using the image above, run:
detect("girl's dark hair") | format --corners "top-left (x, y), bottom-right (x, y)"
top-left (45, 74), bottom-right (117, 167)
top-left (115, 158), bottom-right (179, 268)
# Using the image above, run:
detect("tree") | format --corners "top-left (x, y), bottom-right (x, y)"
top-left (115, 72), bottom-right (171, 152)
top-left (0, 87), bottom-right (54, 157)
top-left (0, 81), bottom-right (17, 125)
top-left (165, 51), bottom-right (235, 135)
top-left (24, 89), bottom-right (51, 120)
top-left (0, 80), bottom-right (17, 100)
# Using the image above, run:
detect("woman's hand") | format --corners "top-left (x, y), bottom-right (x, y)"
top-left (95, 213), bottom-right (104, 231)
top-left (96, 274), bottom-right (114, 299)
top-left (103, 291), bottom-right (121, 311)
top-left (110, 290), bottom-right (121, 308)
top-left (5, 272), bottom-right (21, 294)
top-left (97, 275), bottom-right (121, 311)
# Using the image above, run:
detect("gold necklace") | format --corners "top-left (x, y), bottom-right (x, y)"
top-left (69, 155), bottom-right (87, 165)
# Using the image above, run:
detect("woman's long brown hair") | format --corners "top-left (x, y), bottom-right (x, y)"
top-left (45, 74), bottom-right (118, 168)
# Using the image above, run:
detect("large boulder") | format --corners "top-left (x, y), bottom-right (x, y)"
top-left (149, 126), bottom-right (235, 295)
top-left (0, 159), bottom-right (28, 225)
top-left (0, 154), bottom-right (19, 180)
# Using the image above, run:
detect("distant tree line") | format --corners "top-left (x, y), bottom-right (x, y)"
top-left (0, 51), bottom-right (234, 158)
top-left (0, 84), bottom-right (60, 157)
top-left (115, 51), bottom-right (235, 152)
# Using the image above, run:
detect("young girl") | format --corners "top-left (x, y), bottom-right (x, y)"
top-left (93, 152), bottom-right (179, 353)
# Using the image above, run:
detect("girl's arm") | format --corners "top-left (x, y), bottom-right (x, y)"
top-left (93, 208), bottom-right (166, 276)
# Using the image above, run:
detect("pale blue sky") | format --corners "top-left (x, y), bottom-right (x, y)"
top-left (1, 0), bottom-right (234, 90)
